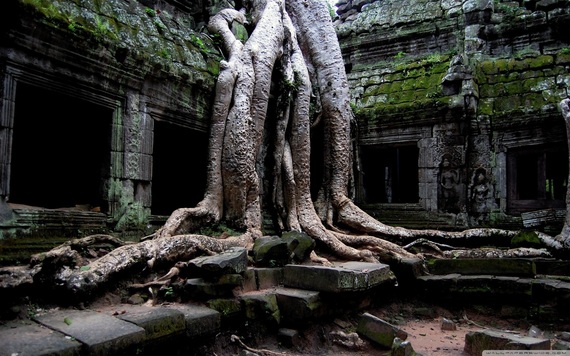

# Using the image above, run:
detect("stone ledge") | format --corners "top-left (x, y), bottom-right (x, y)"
top-left (33, 309), bottom-right (146, 355)
top-left (0, 321), bottom-right (83, 355)
top-left (283, 262), bottom-right (394, 293)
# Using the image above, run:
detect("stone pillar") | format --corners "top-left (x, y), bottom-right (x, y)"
top-left (109, 90), bottom-right (153, 230)
top-left (0, 63), bottom-right (14, 221)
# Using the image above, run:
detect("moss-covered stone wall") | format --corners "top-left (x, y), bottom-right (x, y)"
top-left (337, 0), bottom-right (570, 231)
top-left (0, 0), bottom-right (222, 239)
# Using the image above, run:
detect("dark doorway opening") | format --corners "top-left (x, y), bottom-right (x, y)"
top-left (507, 144), bottom-right (568, 213)
top-left (360, 144), bottom-right (419, 204)
top-left (9, 83), bottom-right (112, 211)
top-left (151, 121), bottom-right (208, 216)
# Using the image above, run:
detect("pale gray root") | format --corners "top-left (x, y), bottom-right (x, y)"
top-left (157, 0), bottom-right (566, 271)
top-left (62, 234), bottom-right (252, 295)
top-left (556, 97), bottom-right (570, 249)
top-left (442, 247), bottom-right (552, 259)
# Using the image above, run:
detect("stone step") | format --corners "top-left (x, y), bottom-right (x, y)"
top-left (427, 258), bottom-right (536, 277)
top-left (427, 257), bottom-right (570, 278)
top-left (283, 261), bottom-right (395, 293)
top-left (1, 304), bottom-right (220, 355)
top-left (416, 273), bottom-right (570, 321)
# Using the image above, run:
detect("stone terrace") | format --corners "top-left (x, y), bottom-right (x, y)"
top-left (2, 251), bottom-right (570, 355)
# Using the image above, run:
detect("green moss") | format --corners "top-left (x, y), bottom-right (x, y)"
top-left (478, 99), bottom-right (493, 115)
top-left (557, 52), bottom-right (570, 65)
top-left (511, 230), bottom-right (543, 248)
top-left (479, 61), bottom-right (498, 75)
top-left (493, 95), bottom-right (521, 113)
top-left (524, 55), bottom-right (554, 69)
top-left (207, 298), bottom-right (242, 317)
top-left (503, 81), bottom-right (523, 95)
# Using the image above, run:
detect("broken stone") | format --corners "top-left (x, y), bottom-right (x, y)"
top-left (553, 339), bottom-right (570, 350)
top-left (391, 337), bottom-right (416, 356)
top-left (559, 331), bottom-right (570, 341)
top-left (331, 330), bottom-right (365, 349)
top-left (239, 292), bottom-right (280, 326)
top-left (252, 236), bottom-right (289, 267)
top-left (275, 287), bottom-right (324, 324)
top-left (356, 312), bottom-right (408, 348)
top-left (464, 329), bottom-right (551, 355)
top-left (278, 328), bottom-right (300, 348)
top-left (441, 317), bottom-right (457, 331)
top-left (188, 247), bottom-right (248, 278)
top-left (281, 231), bottom-right (315, 262)
top-left (126, 293), bottom-right (145, 305)
top-left (528, 325), bottom-right (542, 338)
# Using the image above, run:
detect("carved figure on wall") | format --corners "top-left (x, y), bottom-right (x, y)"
top-left (439, 154), bottom-right (460, 213)
top-left (469, 167), bottom-right (491, 225)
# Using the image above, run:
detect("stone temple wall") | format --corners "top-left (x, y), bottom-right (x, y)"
top-left (0, 0), bottom-right (220, 240)
top-left (336, 0), bottom-right (570, 231)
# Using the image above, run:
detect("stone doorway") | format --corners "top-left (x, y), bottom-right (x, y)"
top-left (9, 83), bottom-right (112, 212)
top-left (151, 120), bottom-right (208, 216)
top-left (360, 144), bottom-right (419, 204)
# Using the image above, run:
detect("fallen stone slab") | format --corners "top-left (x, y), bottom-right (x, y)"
top-left (33, 309), bottom-right (146, 355)
top-left (283, 261), bottom-right (394, 293)
top-left (464, 329), bottom-right (551, 355)
top-left (0, 321), bottom-right (83, 355)
top-left (356, 312), bottom-right (408, 348)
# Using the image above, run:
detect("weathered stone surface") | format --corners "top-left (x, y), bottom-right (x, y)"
top-left (283, 262), bottom-right (394, 293)
top-left (464, 329), bottom-right (551, 354)
top-left (278, 328), bottom-right (301, 348)
top-left (184, 277), bottom-right (240, 298)
top-left (206, 298), bottom-right (243, 321)
top-left (252, 236), bottom-right (290, 267)
top-left (441, 317), bottom-right (457, 331)
top-left (169, 304), bottom-right (221, 339)
top-left (116, 306), bottom-right (186, 340)
top-left (0, 321), bottom-right (83, 356)
top-left (275, 287), bottom-right (324, 324)
top-left (427, 258), bottom-right (536, 277)
top-left (188, 247), bottom-right (248, 278)
top-left (33, 309), bottom-right (146, 355)
top-left (281, 231), bottom-right (316, 262)
top-left (391, 337), bottom-right (416, 356)
top-left (357, 312), bottom-right (408, 348)
top-left (239, 291), bottom-right (281, 326)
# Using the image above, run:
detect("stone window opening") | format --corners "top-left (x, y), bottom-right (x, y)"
top-left (360, 144), bottom-right (419, 204)
top-left (8, 82), bottom-right (112, 213)
top-left (507, 144), bottom-right (568, 214)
